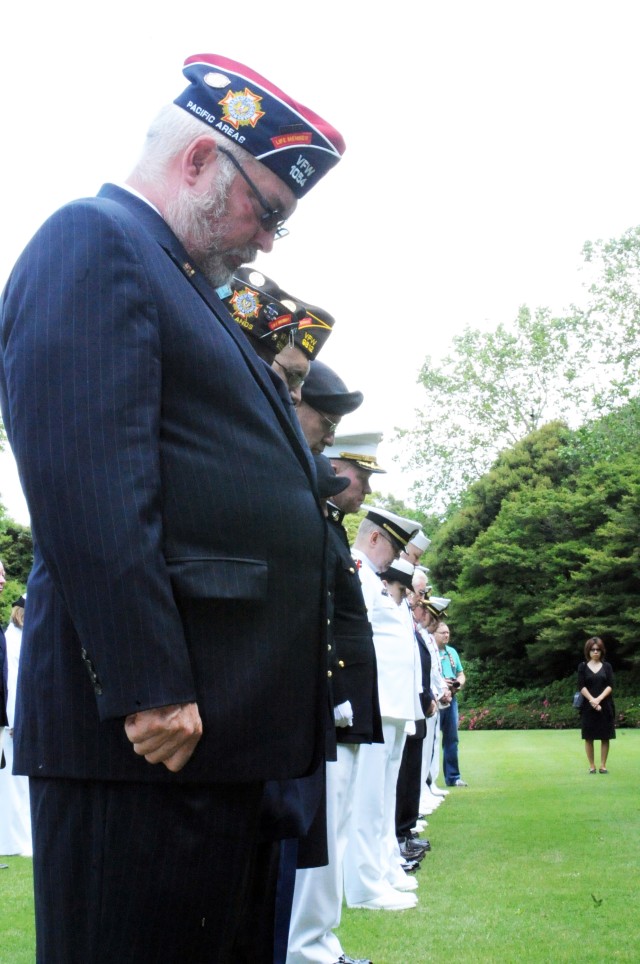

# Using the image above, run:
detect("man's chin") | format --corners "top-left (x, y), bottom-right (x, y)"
top-left (202, 249), bottom-right (258, 288)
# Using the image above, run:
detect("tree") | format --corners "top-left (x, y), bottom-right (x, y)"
top-left (580, 226), bottom-right (640, 400)
top-left (429, 402), bottom-right (640, 686)
top-left (404, 225), bottom-right (640, 514)
top-left (428, 421), bottom-right (573, 590)
top-left (532, 454), bottom-right (640, 670)
top-left (0, 520), bottom-right (33, 585)
top-left (401, 306), bottom-right (595, 512)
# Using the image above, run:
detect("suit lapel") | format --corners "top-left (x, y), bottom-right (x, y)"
top-left (97, 184), bottom-right (316, 486)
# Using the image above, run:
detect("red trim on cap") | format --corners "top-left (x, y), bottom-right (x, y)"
top-left (183, 54), bottom-right (345, 155)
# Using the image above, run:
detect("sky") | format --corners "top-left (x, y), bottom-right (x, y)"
top-left (1, 0), bottom-right (640, 525)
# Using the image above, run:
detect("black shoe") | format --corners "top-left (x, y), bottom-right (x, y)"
top-left (400, 847), bottom-right (426, 864)
top-left (399, 836), bottom-right (429, 857)
top-left (401, 858), bottom-right (421, 872)
top-left (337, 956), bottom-right (373, 964)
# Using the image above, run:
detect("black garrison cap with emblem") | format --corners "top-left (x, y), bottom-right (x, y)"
top-left (221, 269), bottom-right (301, 356)
top-left (301, 363), bottom-right (364, 417)
top-left (174, 54), bottom-right (345, 197)
top-left (324, 431), bottom-right (386, 473)
top-left (227, 270), bottom-right (335, 360)
top-left (365, 507), bottom-right (420, 553)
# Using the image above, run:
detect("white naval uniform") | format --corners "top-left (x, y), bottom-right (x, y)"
top-left (419, 627), bottom-right (449, 806)
top-left (0, 622), bottom-right (32, 857)
top-left (286, 744), bottom-right (360, 963)
top-left (343, 551), bottom-right (422, 906)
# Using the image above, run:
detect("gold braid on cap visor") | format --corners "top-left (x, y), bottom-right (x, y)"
top-left (381, 522), bottom-right (406, 549)
top-left (338, 452), bottom-right (381, 470)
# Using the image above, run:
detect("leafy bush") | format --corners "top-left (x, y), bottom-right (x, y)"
top-left (457, 661), bottom-right (640, 729)
top-left (458, 694), bottom-right (640, 730)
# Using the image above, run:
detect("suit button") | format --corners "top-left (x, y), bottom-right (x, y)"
top-left (327, 670), bottom-right (333, 678)
top-left (338, 660), bottom-right (345, 668)
top-left (327, 644), bottom-right (332, 652)
top-left (349, 567), bottom-right (355, 573)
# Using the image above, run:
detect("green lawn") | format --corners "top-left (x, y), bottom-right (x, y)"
top-left (1, 730), bottom-right (638, 962)
top-left (338, 729), bottom-right (640, 963)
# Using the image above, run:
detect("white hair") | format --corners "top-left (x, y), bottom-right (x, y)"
top-left (130, 104), bottom-right (253, 187)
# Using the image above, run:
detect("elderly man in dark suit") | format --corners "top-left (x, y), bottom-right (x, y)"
top-left (0, 54), bottom-right (344, 963)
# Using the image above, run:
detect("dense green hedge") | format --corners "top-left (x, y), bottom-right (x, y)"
top-left (456, 660), bottom-right (640, 730)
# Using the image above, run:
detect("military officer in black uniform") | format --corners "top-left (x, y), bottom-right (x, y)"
top-left (288, 431), bottom-right (388, 964)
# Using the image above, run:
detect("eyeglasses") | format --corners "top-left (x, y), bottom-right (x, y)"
top-left (314, 409), bottom-right (339, 434)
top-left (273, 358), bottom-right (306, 390)
top-left (590, 647), bottom-right (602, 653)
top-left (377, 529), bottom-right (401, 559)
top-left (218, 146), bottom-right (289, 239)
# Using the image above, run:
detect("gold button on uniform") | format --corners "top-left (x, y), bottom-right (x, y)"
top-left (338, 660), bottom-right (345, 668)
top-left (327, 670), bottom-right (333, 678)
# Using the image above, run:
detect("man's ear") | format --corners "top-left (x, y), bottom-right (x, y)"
top-left (181, 136), bottom-right (219, 187)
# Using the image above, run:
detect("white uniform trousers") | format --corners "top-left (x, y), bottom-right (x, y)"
top-left (422, 708), bottom-right (441, 787)
top-left (286, 744), bottom-right (360, 963)
top-left (0, 730), bottom-right (33, 856)
top-left (343, 719), bottom-right (407, 906)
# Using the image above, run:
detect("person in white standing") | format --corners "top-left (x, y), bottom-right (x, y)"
top-left (344, 508), bottom-right (423, 911)
top-left (0, 594), bottom-right (32, 857)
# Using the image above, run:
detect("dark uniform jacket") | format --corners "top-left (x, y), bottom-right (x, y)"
top-left (0, 184), bottom-right (328, 785)
top-left (327, 507), bottom-right (383, 745)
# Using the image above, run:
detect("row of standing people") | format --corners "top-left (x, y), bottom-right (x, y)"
top-left (0, 50), bottom-right (350, 963)
top-left (0, 565), bottom-right (31, 858)
top-left (0, 48), bottom-right (465, 964)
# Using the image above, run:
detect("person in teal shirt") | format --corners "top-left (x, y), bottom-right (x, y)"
top-left (436, 624), bottom-right (468, 787)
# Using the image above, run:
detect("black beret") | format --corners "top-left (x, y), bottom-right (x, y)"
top-left (314, 454), bottom-right (351, 500)
top-left (301, 360), bottom-right (363, 416)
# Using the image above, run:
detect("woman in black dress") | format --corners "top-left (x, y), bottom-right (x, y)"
top-left (578, 637), bottom-right (615, 773)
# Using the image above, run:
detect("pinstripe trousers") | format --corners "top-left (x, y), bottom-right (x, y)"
top-left (30, 777), bottom-right (263, 963)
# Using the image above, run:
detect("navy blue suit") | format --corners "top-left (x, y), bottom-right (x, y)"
top-left (0, 184), bottom-right (328, 961)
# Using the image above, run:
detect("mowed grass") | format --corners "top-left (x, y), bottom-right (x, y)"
top-left (337, 729), bottom-right (640, 964)
top-left (0, 854), bottom-right (34, 963)
top-left (1, 731), bottom-right (638, 963)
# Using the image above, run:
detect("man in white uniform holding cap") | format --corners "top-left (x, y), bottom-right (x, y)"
top-left (343, 508), bottom-right (423, 911)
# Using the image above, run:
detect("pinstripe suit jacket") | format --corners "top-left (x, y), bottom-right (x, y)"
top-left (0, 184), bottom-right (327, 784)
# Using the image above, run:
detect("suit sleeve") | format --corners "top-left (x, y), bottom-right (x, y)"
top-left (1, 200), bottom-right (197, 720)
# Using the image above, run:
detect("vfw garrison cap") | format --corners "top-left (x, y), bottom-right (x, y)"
top-left (174, 54), bottom-right (345, 197)
top-left (365, 507), bottom-right (420, 553)
top-left (325, 431), bottom-right (386, 473)
top-left (220, 269), bottom-right (300, 355)
top-left (228, 270), bottom-right (335, 360)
